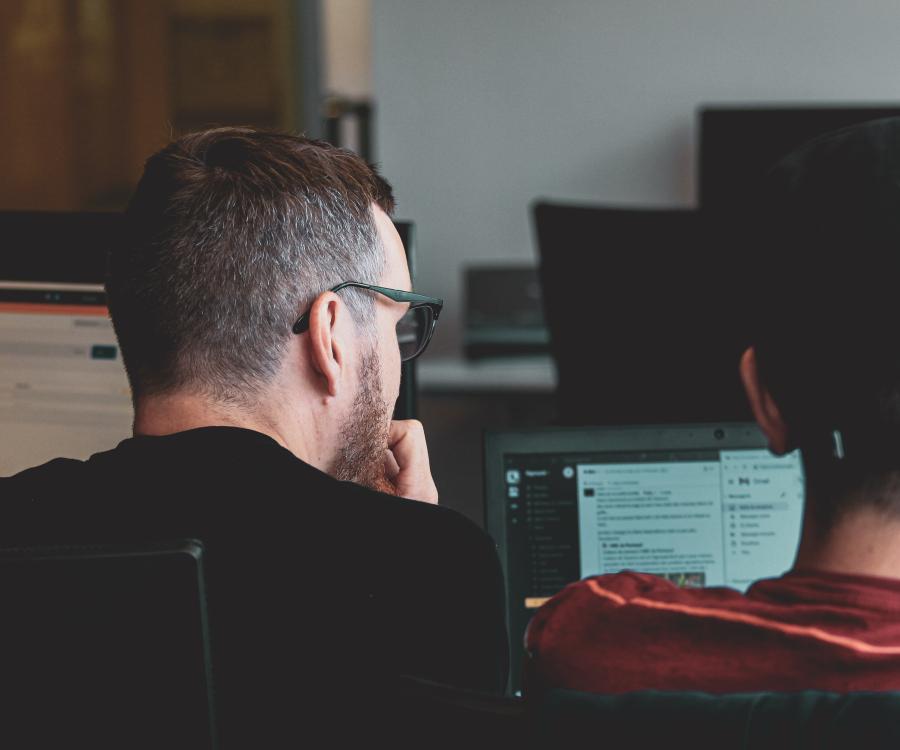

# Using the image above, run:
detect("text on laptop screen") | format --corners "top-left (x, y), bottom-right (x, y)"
top-left (505, 448), bottom-right (802, 606)
top-left (0, 282), bottom-right (132, 476)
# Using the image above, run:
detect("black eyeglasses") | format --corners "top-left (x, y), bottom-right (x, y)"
top-left (292, 281), bottom-right (443, 362)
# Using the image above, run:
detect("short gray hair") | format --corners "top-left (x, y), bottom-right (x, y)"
top-left (107, 127), bottom-right (396, 404)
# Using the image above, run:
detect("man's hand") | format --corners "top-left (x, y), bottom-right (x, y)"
top-left (384, 420), bottom-right (439, 504)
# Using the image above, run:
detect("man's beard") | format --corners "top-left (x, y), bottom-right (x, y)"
top-left (328, 348), bottom-right (396, 494)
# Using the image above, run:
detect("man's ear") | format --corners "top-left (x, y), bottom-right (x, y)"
top-left (740, 346), bottom-right (791, 455)
top-left (306, 292), bottom-right (345, 398)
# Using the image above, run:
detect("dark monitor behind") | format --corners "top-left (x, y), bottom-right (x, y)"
top-left (534, 202), bottom-right (752, 426)
top-left (699, 105), bottom-right (900, 210)
top-left (0, 211), bottom-right (121, 283)
top-left (464, 265), bottom-right (549, 358)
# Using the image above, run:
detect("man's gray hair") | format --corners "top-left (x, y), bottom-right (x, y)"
top-left (106, 127), bottom-right (396, 405)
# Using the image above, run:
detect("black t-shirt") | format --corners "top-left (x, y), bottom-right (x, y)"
top-left (0, 427), bottom-right (508, 742)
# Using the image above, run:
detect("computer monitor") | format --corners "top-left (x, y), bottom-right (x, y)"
top-left (0, 211), bottom-right (132, 476)
top-left (0, 280), bottom-right (132, 476)
top-left (0, 211), bottom-right (114, 284)
top-left (698, 105), bottom-right (900, 210)
top-left (464, 265), bottom-right (549, 358)
top-left (484, 423), bottom-right (805, 692)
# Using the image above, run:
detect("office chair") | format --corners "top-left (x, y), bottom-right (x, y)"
top-left (385, 675), bottom-right (529, 747)
top-left (535, 687), bottom-right (900, 749)
top-left (385, 676), bottom-right (900, 749)
top-left (532, 201), bottom-right (753, 425)
top-left (0, 540), bottom-right (216, 749)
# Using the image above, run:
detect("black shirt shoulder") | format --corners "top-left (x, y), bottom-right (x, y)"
top-left (0, 427), bottom-right (509, 693)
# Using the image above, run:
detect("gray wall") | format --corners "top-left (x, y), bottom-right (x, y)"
top-left (372, 0), bottom-right (900, 355)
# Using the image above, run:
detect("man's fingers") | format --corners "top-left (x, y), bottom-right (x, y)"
top-left (389, 420), bottom-right (429, 464)
top-left (387, 419), bottom-right (438, 504)
top-left (389, 419), bottom-right (425, 448)
top-left (384, 448), bottom-right (401, 479)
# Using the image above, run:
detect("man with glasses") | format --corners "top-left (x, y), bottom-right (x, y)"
top-left (1, 129), bottom-right (507, 742)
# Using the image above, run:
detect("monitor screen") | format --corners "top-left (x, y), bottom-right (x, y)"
top-left (485, 423), bottom-right (805, 692)
top-left (0, 281), bottom-right (132, 477)
top-left (698, 105), bottom-right (900, 209)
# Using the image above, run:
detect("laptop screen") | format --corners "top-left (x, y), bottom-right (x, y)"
top-left (0, 281), bottom-right (132, 477)
top-left (484, 423), bottom-right (805, 692)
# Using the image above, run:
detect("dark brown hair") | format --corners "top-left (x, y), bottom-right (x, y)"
top-left (107, 127), bottom-right (395, 403)
top-left (752, 117), bottom-right (900, 522)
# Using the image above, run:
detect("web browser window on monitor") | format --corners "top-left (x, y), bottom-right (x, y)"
top-left (0, 281), bottom-right (132, 477)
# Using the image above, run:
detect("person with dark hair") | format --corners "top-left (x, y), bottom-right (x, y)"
top-left (0, 129), bottom-right (507, 739)
top-left (526, 117), bottom-right (900, 695)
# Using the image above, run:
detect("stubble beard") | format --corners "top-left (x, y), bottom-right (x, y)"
top-left (329, 348), bottom-right (396, 495)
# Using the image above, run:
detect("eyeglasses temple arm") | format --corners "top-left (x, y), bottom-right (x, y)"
top-left (292, 283), bottom-right (443, 335)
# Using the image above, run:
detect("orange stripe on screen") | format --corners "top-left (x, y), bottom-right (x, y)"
top-left (0, 303), bottom-right (108, 316)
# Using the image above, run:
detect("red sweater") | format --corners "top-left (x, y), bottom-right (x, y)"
top-left (525, 569), bottom-right (900, 694)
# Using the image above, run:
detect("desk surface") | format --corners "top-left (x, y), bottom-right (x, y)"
top-left (418, 355), bottom-right (557, 393)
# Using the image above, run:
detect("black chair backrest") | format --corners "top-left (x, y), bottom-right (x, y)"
top-left (0, 540), bottom-right (216, 749)
top-left (383, 678), bottom-right (900, 749)
top-left (384, 675), bottom-right (529, 748)
top-left (533, 201), bottom-right (753, 425)
top-left (374, 678), bottom-right (900, 750)
top-left (536, 688), bottom-right (900, 749)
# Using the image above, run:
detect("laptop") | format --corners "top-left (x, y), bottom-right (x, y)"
top-left (484, 423), bottom-right (805, 692)
top-left (0, 280), bottom-right (132, 476)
